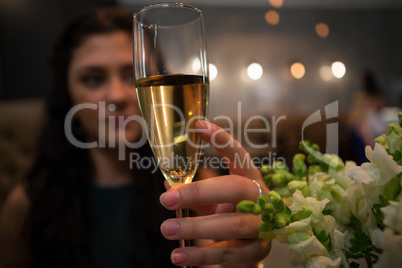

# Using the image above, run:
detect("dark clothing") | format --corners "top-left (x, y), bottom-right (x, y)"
top-left (88, 176), bottom-right (177, 268)
top-left (88, 184), bottom-right (135, 268)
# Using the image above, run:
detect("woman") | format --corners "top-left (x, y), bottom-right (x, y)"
top-left (0, 6), bottom-right (270, 268)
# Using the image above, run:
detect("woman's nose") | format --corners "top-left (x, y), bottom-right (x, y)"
top-left (106, 76), bottom-right (129, 109)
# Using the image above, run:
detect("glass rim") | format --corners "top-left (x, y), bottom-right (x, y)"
top-left (133, 2), bottom-right (202, 19)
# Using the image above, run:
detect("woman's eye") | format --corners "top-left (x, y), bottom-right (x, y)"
top-left (122, 69), bottom-right (135, 85)
top-left (80, 75), bottom-right (105, 88)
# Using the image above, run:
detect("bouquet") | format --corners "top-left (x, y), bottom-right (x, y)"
top-left (238, 112), bottom-right (402, 268)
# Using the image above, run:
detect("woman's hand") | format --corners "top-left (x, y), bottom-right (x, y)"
top-left (160, 120), bottom-right (271, 267)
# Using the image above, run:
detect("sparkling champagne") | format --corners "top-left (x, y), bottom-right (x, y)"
top-left (136, 74), bottom-right (209, 186)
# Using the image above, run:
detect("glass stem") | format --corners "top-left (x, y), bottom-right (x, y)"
top-left (176, 208), bottom-right (192, 268)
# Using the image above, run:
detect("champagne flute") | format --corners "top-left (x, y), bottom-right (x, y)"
top-left (133, 3), bottom-right (209, 265)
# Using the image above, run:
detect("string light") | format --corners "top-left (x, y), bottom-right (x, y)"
top-left (290, 62), bottom-right (306, 79)
top-left (268, 0), bottom-right (283, 8)
top-left (265, 10), bottom-right (280, 25)
top-left (320, 65), bottom-right (333, 81)
top-left (315, 22), bottom-right (330, 38)
top-left (247, 63), bottom-right (263, 80)
top-left (331, 61), bottom-right (346, 79)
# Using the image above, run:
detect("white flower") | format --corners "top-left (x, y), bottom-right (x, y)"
top-left (374, 229), bottom-right (402, 268)
top-left (306, 256), bottom-right (341, 268)
top-left (308, 171), bottom-right (350, 225)
top-left (370, 228), bottom-right (384, 249)
top-left (344, 183), bottom-right (378, 236)
top-left (287, 235), bottom-right (330, 265)
top-left (273, 217), bottom-right (312, 243)
top-left (364, 143), bottom-right (402, 184)
top-left (346, 144), bottom-right (401, 187)
top-left (329, 228), bottom-right (348, 267)
top-left (381, 198), bottom-right (402, 233)
top-left (385, 122), bottom-right (402, 155)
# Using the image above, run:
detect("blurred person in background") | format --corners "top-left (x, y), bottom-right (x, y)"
top-left (0, 6), bottom-right (270, 268)
top-left (348, 71), bottom-right (388, 164)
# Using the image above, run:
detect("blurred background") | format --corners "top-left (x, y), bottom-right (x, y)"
top-left (0, 1), bottom-right (401, 266)
top-left (0, 0), bottom-right (401, 201)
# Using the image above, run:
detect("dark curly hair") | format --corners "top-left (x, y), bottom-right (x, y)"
top-left (24, 6), bottom-right (176, 268)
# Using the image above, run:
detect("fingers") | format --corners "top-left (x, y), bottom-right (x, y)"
top-left (161, 213), bottom-right (260, 241)
top-left (196, 120), bottom-right (262, 181)
top-left (170, 239), bottom-right (271, 267)
top-left (195, 120), bottom-right (269, 195)
top-left (160, 175), bottom-right (263, 210)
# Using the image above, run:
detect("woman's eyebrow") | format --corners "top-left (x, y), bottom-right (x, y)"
top-left (120, 63), bottom-right (134, 71)
top-left (75, 66), bottom-right (106, 73)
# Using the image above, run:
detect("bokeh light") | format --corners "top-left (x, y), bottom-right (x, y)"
top-left (320, 65), bottom-right (333, 81)
top-left (209, 64), bottom-right (217, 80)
top-left (265, 10), bottom-right (280, 25)
top-left (269, 0), bottom-right (283, 8)
top-left (331, 61), bottom-right (346, 79)
top-left (315, 22), bottom-right (330, 38)
top-left (290, 62), bottom-right (305, 79)
top-left (247, 63), bottom-right (263, 80)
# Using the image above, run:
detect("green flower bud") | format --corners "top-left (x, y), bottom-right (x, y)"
top-left (261, 212), bottom-right (274, 222)
top-left (264, 203), bottom-right (274, 213)
top-left (386, 123), bottom-right (402, 155)
top-left (272, 173), bottom-right (284, 187)
top-left (263, 174), bottom-right (273, 187)
top-left (268, 191), bottom-right (281, 202)
top-left (273, 161), bottom-right (288, 171)
top-left (253, 205), bottom-right (261, 215)
top-left (374, 134), bottom-right (387, 146)
top-left (322, 154), bottom-right (344, 171)
top-left (311, 143), bottom-right (320, 152)
top-left (299, 140), bottom-right (310, 151)
top-left (307, 154), bottom-right (318, 164)
top-left (290, 206), bottom-right (312, 222)
top-left (258, 231), bottom-right (277, 241)
top-left (287, 180), bottom-right (308, 194)
top-left (237, 200), bottom-right (256, 213)
top-left (272, 197), bottom-right (285, 213)
top-left (274, 213), bottom-right (289, 228)
top-left (260, 164), bottom-right (274, 175)
top-left (258, 221), bottom-right (274, 232)
top-left (308, 165), bottom-right (324, 175)
top-left (274, 186), bottom-right (291, 198)
top-left (293, 153), bottom-right (307, 177)
top-left (257, 194), bottom-right (269, 207)
top-left (399, 112), bottom-right (402, 127)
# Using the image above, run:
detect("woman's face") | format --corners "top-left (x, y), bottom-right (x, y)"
top-left (68, 31), bottom-right (143, 147)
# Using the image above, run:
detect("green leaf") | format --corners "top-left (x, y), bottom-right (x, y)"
top-left (384, 175), bottom-right (402, 201)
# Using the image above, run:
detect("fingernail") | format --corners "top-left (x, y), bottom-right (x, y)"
top-left (171, 250), bottom-right (189, 265)
top-left (161, 219), bottom-right (179, 237)
top-left (160, 188), bottom-right (179, 208)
